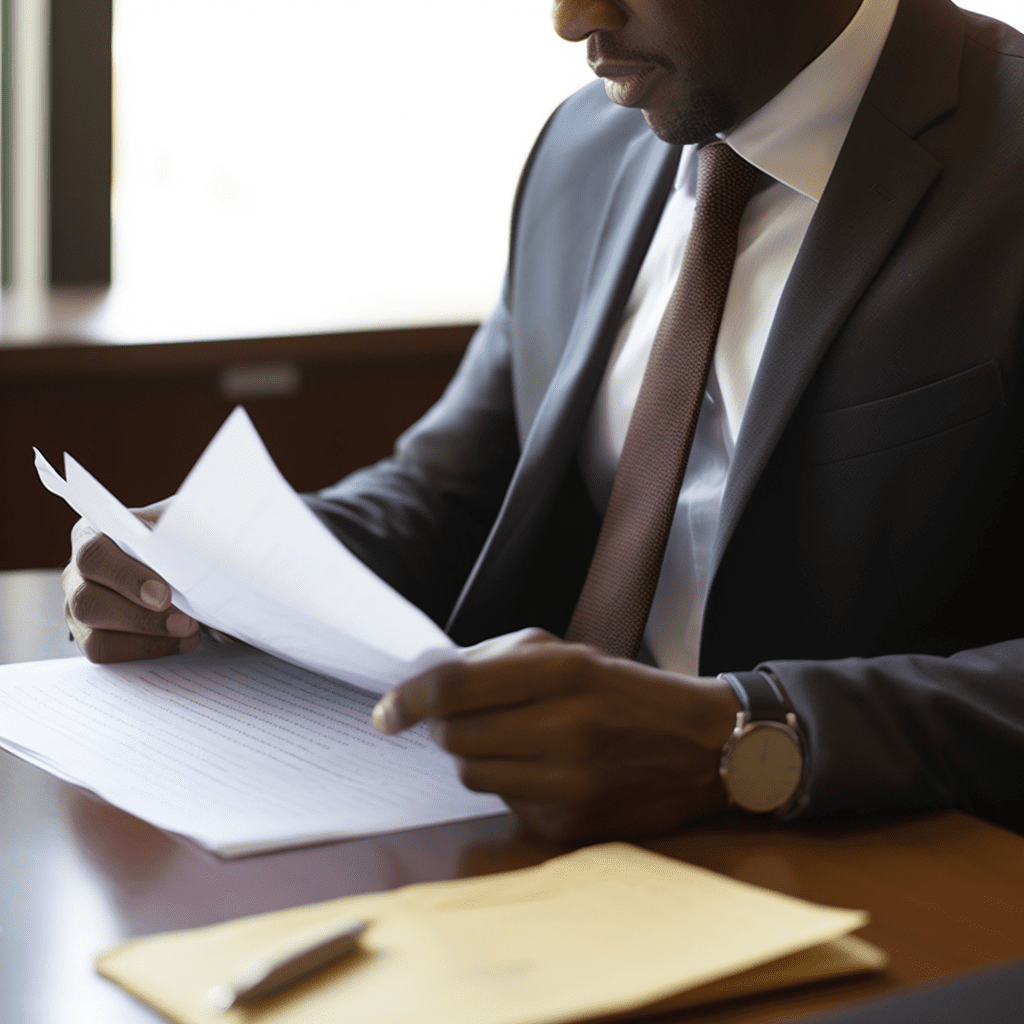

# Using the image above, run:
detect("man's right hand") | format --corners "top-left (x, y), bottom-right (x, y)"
top-left (62, 499), bottom-right (201, 663)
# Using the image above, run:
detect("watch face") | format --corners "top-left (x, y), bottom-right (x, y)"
top-left (724, 722), bottom-right (803, 813)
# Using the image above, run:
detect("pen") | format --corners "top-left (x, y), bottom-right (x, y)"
top-left (206, 916), bottom-right (367, 1010)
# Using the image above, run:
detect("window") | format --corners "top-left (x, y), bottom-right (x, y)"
top-left (111, 1), bottom-right (594, 334)
top-left (6, 0), bottom-right (1024, 313)
top-left (973, 0), bottom-right (1024, 28)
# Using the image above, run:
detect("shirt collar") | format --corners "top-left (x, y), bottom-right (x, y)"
top-left (675, 0), bottom-right (901, 201)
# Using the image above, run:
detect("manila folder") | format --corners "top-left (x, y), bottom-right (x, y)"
top-left (96, 842), bottom-right (887, 1024)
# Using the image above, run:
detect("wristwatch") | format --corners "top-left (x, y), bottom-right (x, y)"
top-left (717, 671), bottom-right (805, 814)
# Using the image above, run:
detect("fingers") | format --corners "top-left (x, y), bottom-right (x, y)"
top-left (455, 757), bottom-right (592, 804)
top-left (428, 697), bottom-right (603, 760)
top-left (373, 635), bottom-right (594, 734)
top-left (373, 637), bottom-right (737, 842)
top-left (64, 577), bottom-right (201, 661)
top-left (73, 524), bottom-right (172, 611)
top-left (460, 627), bottom-right (556, 662)
top-left (65, 571), bottom-right (197, 638)
top-left (67, 624), bottom-right (199, 664)
top-left (65, 512), bottom-right (199, 663)
top-left (429, 704), bottom-right (544, 759)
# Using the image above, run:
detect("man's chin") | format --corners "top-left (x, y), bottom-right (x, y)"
top-left (641, 91), bottom-right (739, 147)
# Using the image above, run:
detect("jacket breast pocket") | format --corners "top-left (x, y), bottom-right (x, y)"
top-left (803, 360), bottom-right (1005, 465)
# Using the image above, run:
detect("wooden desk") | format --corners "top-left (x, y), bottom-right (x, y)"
top-left (2, 570), bottom-right (1024, 1024)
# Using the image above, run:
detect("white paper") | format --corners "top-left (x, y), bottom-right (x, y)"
top-left (0, 643), bottom-right (505, 856)
top-left (34, 406), bottom-right (457, 694)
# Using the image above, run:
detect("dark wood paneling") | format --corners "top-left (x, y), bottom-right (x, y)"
top-left (0, 332), bottom-right (472, 570)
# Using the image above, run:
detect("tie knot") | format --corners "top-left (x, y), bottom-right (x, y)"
top-left (694, 142), bottom-right (761, 226)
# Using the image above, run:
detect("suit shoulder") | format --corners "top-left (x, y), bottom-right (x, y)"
top-left (955, 9), bottom-right (1024, 164)
top-left (547, 79), bottom-right (650, 138)
top-left (533, 80), bottom-right (656, 180)
top-left (961, 7), bottom-right (1024, 60)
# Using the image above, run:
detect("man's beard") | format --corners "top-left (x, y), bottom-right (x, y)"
top-left (642, 87), bottom-right (741, 146)
top-left (587, 36), bottom-right (741, 146)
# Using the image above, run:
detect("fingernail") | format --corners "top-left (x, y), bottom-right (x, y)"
top-left (140, 580), bottom-right (170, 609)
top-left (179, 634), bottom-right (201, 654)
top-left (166, 613), bottom-right (198, 637)
top-left (373, 695), bottom-right (398, 734)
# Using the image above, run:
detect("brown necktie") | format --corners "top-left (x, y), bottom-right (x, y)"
top-left (566, 142), bottom-right (761, 658)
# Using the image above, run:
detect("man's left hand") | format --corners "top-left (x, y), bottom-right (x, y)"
top-left (373, 629), bottom-right (741, 842)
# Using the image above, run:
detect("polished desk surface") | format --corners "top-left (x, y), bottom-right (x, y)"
top-left (2, 570), bottom-right (1024, 1024)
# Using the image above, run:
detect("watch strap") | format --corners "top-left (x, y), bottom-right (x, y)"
top-left (719, 670), bottom-right (790, 723)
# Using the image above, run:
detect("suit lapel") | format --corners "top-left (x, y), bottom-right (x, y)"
top-left (449, 0), bottom-right (967, 644)
top-left (709, 0), bottom-right (963, 584)
top-left (447, 130), bottom-right (679, 640)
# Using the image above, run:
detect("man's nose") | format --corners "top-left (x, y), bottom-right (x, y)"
top-left (552, 0), bottom-right (627, 42)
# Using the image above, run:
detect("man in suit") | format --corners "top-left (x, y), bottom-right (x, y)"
top-left (65, 0), bottom-right (1024, 840)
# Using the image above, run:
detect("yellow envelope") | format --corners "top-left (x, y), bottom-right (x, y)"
top-left (97, 843), bottom-right (887, 1024)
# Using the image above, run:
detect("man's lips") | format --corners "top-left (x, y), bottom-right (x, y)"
top-left (590, 60), bottom-right (662, 107)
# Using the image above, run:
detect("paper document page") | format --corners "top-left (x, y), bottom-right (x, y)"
top-left (34, 406), bottom-right (456, 694)
top-left (0, 643), bottom-right (504, 856)
top-left (96, 843), bottom-right (886, 1024)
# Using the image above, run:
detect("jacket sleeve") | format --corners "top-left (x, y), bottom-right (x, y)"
top-left (302, 99), bottom-right (570, 628)
top-left (766, 642), bottom-right (1024, 832)
top-left (304, 290), bottom-right (520, 629)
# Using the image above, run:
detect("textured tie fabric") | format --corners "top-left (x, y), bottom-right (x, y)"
top-left (566, 142), bottom-right (761, 659)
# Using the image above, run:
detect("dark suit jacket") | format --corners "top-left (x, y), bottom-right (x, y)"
top-left (310, 0), bottom-right (1024, 830)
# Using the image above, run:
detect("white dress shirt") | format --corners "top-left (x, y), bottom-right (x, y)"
top-left (578, 0), bottom-right (900, 675)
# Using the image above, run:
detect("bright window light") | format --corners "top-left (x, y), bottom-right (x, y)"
top-left (112, 1), bottom-right (594, 335)
top-left (111, 1), bottom-right (1024, 337)
top-left (966, 0), bottom-right (1022, 30)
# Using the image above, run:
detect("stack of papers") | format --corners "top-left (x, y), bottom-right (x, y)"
top-left (0, 642), bottom-right (505, 855)
top-left (34, 406), bottom-right (456, 693)
top-left (0, 409), bottom-right (506, 854)
top-left (96, 843), bottom-right (888, 1024)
